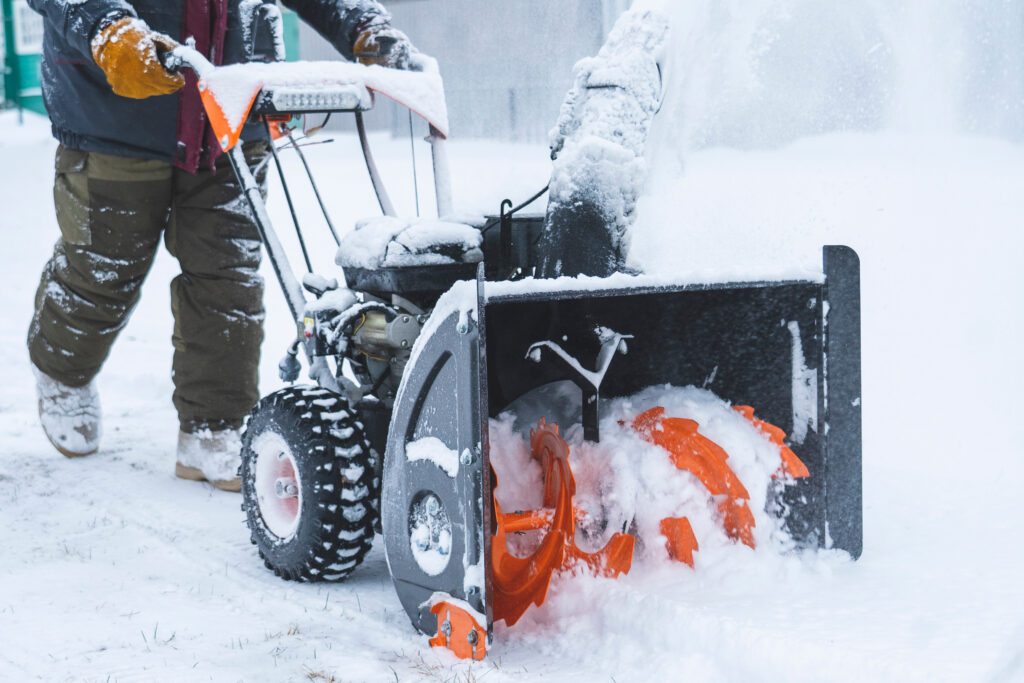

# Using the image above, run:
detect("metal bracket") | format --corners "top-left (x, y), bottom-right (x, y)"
top-left (526, 327), bottom-right (632, 442)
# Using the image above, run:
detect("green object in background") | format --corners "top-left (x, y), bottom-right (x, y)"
top-left (281, 7), bottom-right (300, 61)
top-left (1, 0), bottom-right (46, 115)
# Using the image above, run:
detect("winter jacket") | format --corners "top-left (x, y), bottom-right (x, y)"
top-left (27, 0), bottom-right (391, 172)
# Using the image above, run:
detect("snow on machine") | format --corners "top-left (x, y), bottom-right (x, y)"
top-left (169, 10), bottom-right (861, 661)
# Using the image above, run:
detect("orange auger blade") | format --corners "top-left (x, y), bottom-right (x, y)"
top-left (490, 419), bottom-right (635, 627)
top-left (490, 420), bottom-right (573, 627)
top-left (531, 420), bottom-right (635, 578)
top-left (661, 517), bottom-right (699, 566)
top-left (633, 407), bottom-right (757, 551)
top-left (429, 601), bottom-right (487, 661)
top-left (565, 533), bottom-right (635, 577)
top-left (531, 420), bottom-right (576, 508)
top-left (733, 406), bottom-right (810, 479)
top-left (490, 482), bottom-right (570, 627)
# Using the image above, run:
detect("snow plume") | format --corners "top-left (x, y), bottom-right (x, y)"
top-left (632, 0), bottom-right (1024, 161)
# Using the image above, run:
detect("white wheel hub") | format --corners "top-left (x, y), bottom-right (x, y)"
top-left (253, 431), bottom-right (303, 541)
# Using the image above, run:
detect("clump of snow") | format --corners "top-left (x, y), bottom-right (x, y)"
top-left (300, 272), bottom-right (338, 294)
top-left (169, 43), bottom-right (215, 78)
top-left (337, 216), bottom-right (482, 269)
top-left (422, 593), bottom-right (487, 631)
top-left (406, 436), bottom-right (460, 478)
top-left (303, 284), bottom-right (357, 315)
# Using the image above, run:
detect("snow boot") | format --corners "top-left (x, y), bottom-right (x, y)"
top-left (33, 365), bottom-right (101, 458)
top-left (175, 426), bottom-right (243, 492)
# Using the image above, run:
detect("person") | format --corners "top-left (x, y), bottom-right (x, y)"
top-left (26, 0), bottom-right (418, 491)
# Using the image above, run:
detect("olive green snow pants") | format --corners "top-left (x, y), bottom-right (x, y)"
top-left (28, 143), bottom-right (270, 430)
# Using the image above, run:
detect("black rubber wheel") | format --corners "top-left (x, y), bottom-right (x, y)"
top-left (241, 385), bottom-right (380, 581)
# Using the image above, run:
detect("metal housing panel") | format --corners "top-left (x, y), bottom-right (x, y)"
top-left (822, 245), bottom-right (863, 557)
top-left (481, 246), bottom-right (862, 555)
top-left (382, 305), bottom-right (489, 636)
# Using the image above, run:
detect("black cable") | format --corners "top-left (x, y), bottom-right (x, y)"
top-left (304, 112), bottom-right (332, 136)
top-left (408, 110), bottom-right (420, 217)
top-left (508, 183), bottom-right (550, 216)
top-left (287, 132), bottom-right (341, 246)
top-left (265, 121), bottom-right (313, 273)
top-left (482, 184), bottom-right (550, 236)
top-left (368, 365), bottom-right (392, 395)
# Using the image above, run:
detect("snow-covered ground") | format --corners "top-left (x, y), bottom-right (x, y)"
top-left (1, 94), bottom-right (1023, 682)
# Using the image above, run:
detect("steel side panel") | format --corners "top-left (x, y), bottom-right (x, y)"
top-left (474, 268), bottom-right (495, 636)
top-left (823, 245), bottom-right (863, 557)
top-left (382, 308), bottom-right (488, 636)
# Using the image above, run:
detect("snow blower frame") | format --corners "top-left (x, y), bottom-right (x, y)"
top-left (170, 49), bottom-right (862, 661)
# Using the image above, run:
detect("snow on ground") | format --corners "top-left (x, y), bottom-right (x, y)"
top-left (1, 102), bottom-right (1023, 682)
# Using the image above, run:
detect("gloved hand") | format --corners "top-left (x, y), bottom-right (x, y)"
top-left (353, 25), bottom-right (417, 69)
top-left (91, 17), bottom-right (185, 99)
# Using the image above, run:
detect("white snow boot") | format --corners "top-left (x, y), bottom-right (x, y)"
top-left (33, 365), bottom-right (102, 458)
top-left (175, 427), bottom-right (243, 492)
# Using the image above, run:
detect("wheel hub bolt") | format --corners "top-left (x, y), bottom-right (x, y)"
top-left (275, 477), bottom-right (299, 498)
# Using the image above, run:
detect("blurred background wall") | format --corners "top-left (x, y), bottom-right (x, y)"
top-left (300, 0), bottom-right (1024, 149)
top-left (299, 0), bottom-right (631, 142)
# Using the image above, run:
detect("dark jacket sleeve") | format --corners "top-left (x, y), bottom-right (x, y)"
top-left (26, 0), bottom-right (137, 58)
top-left (279, 0), bottom-right (391, 60)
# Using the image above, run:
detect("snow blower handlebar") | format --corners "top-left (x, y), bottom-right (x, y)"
top-left (162, 46), bottom-right (453, 215)
top-left (161, 46), bottom-right (456, 326)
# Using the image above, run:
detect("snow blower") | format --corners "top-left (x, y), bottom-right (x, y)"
top-left (168, 10), bottom-right (861, 660)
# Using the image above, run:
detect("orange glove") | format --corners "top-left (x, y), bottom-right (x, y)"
top-left (91, 18), bottom-right (184, 99)
top-left (353, 26), bottom-right (415, 69)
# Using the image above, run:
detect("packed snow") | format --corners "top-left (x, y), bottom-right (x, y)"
top-left (337, 216), bottom-right (483, 269)
top-left (189, 55), bottom-right (450, 137)
top-left (405, 436), bottom-right (460, 479)
top-left (3, 1), bottom-right (1024, 680)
